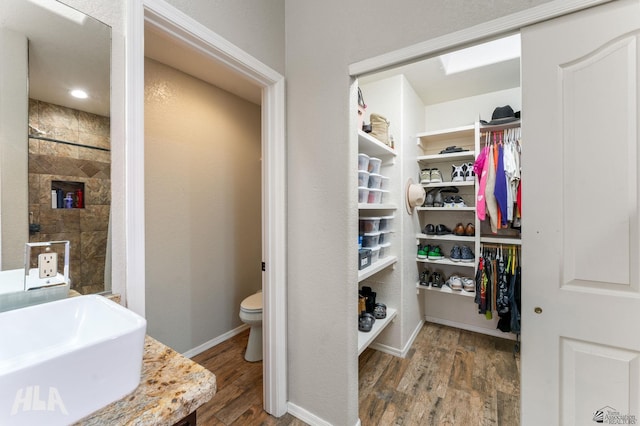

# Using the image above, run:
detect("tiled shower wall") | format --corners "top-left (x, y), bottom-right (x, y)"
top-left (28, 99), bottom-right (110, 295)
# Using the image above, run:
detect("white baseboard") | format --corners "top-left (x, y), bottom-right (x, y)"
top-left (425, 316), bottom-right (516, 341)
top-left (287, 402), bottom-right (337, 426)
top-left (368, 319), bottom-right (423, 358)
top-left (181, 324), bottom-right (250, 358)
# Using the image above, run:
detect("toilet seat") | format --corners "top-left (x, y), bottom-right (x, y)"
top-left (240, 292), bottom-right (262, 313)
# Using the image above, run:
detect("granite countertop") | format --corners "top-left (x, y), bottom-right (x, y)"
top-left (74, 335), bottom-right (216, 425)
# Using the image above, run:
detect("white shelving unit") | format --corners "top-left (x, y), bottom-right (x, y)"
top-left (358, 255), bottom-right (397, 282)
top-left (416, 282), bottom-right (475, 298)
top-left (416, 258), bottom-right (476, 268)
top-left (480, 236), bottom-right (522, 245)
top-left (357, 307), bottom-right (397, 355)
top-left (357, 130), bottom-right (398, 354)
top-left (416, 233), bottom-right (475, 242)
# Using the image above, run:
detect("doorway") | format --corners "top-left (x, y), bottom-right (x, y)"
top-left (126, 0), bottom-right (287, 416)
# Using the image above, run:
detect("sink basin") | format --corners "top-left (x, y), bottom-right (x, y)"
top-left (0, 295), bottom-right (147, 425)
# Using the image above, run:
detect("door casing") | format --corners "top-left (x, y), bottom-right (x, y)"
top-left (125, 0), bottom-right (288, 416)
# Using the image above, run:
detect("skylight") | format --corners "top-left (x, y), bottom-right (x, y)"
top-left (439, 34), bottom-right (521, 75)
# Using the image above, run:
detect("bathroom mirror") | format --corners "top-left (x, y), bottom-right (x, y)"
top-left (0, 0), bottom-right (111, 295)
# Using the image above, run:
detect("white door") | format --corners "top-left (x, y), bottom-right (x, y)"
top-left (521, 1), bottom-right (640, 424)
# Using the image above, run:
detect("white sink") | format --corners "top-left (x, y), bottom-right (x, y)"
top-left (0, 295), bottom-right (147, 425)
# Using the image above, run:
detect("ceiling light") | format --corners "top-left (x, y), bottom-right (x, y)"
top-left (439, 34), bottom-right (521, 75)
top-left (70, 89), bottom-right (88, 99)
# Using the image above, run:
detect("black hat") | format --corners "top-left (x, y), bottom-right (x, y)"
top-left (481, 105), bottom-right (520, 125)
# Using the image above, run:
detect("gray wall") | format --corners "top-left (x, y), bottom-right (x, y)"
top-left (144, 58), bottom-right (262, 353)
top-left (284, 1), bottom-right (552, 424)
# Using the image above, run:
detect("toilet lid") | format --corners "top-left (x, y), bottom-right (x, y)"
top-left (241, 292), bottom-right (262, 311)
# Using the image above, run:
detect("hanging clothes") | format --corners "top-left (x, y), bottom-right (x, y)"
top-left (475, 144), bottom-right (490, 221)
top-left (485, 144), bottom-right (499, 233)
top-left (494, 142), bottom-right (509, 227)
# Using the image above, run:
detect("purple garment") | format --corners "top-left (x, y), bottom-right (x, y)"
top-left (494, 144), bottom-right (509, 226)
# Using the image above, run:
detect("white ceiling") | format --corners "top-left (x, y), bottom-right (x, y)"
top-left (358, 46), bottom-right (520, 106)
top-left (1, 0), bottom-right (111, 117)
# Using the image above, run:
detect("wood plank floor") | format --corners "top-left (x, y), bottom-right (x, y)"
top-left (191, 322), bottom-right (520, 425)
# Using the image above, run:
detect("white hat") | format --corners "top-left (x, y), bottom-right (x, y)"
top-left (405, 179), bottom-right (425, 214)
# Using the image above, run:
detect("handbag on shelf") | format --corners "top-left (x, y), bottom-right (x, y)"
top-left (369, 113), bottom-right (391, 147)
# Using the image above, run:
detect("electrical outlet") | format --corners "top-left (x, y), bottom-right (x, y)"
top-left (38, 252), bottom-right (58, 279)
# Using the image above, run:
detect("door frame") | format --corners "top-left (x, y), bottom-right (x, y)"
top-left (125, 0), bottom-right (288, 416)
top-left (348, 0), bottom-right (613, 421)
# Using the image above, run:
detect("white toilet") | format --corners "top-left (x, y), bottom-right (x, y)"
top-left (239, 291), bottom-right (263, 362)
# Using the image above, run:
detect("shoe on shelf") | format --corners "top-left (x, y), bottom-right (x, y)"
top-left (424, 224), bottom-right (436, 235)
top-left (433, 190), bottom-right (444, 207)
top-left (430, 272), bottom-right (444, 288)
top-left (451, 164), bottom-right (465, 182)
top-left (453, 195), bottom-right (467, 208)
top-left (447, 275), bottom-right (463, 291)
top-left (428, 246), bottom-right (445, 260)
top-left (453, 223), bottom-right (465, 236)
top-left (465, 223), bottom-right (475, 236)
top-left (420, 168), bottom-right (431, 184)
top-left (464, 162), bottom-right (475, 181)
top-left (460, 245), bottom-right (475, 263)
top-left (450, 245), bottom-right (462, 262)
top-left (430, 168), bottom-right (443, 183)
top-left (419, 270), bottom-right (430, 286)
top-left (435, 224), bottom-right (452, 235)
top-left (443, 196), bottom-right (455, 208)
top-left (417, 245), bottom-right (428, 259)
top-left (461, 277), bottom-right (475, 292)
top-left (424, 189), bottom-right (438, 207)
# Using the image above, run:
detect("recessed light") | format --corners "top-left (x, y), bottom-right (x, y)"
top-left (70, 89), bottom-right (88, 99)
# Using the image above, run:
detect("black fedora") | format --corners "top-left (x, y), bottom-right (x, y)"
top-left (481, 105), bottom-right (520, 125)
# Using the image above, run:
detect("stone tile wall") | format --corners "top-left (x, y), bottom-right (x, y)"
top-left (28, 99), bottom-right (110, 294)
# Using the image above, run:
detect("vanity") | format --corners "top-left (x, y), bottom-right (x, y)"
top-left (75, 336), bottom-right (216, 426)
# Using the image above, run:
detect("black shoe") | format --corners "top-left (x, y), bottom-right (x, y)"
top-left (358, 313), bottom-right (375, 332)
top-left (430, 272), bottom-right (443, 288)
top-left (435, 224), bottom-right (452, 235)
top-left (433, 190), bottom-right (444, 207)
top-left (424, 224), bottom-right (436, 235)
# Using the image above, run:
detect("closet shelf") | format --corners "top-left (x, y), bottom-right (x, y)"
top-left (358, 130), bottom-right (396, 156)
top-left (417, 151), bottom-right (475, 162)
top-left (421, 181), bottom-right (474, 188)
top-left (359, 203), bottom-right (397, 210)
top-left (479, 120), bottom-right (521, 133)
top-left (358, 256), bottom-right (397, 282)
top-left (416, 125), bottom-right (475, 142)
top-left (416, 233), bottom-right (475, 242)
top-left (416, 206), bottom-right (475, 212)
top-left (416, 258), bottom-right (476, 268)
top-left (416, 282), bottom-right (476, 298)
top-left (358, 307), bottom-right (397, 355)
top-left (480, 236), bottom-right (522, 245)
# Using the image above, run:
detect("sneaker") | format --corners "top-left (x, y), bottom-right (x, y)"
top-left (443, 196), bottom-right (455, 208)
top-left (461, 277), bottom-right (475, 292)
top-left (447, 275), bottom-right (463, 291)
top-left (451, 164), bottom-right (465, 182)
top-left (424, 189), bottom-right (437, 207)
top-left (450, 245), bottom-right (462, 262)
top-left (460, 245), bottom-right (475, 263)
top-left (430, 168), bottom-right (443, 183)
top-left (428, 246), bottom-right (444, 260)
top-left (453, 196), bottom-right (467, 208)
top-left (419, 169), bottom-right (431, 184)
top-left (464, 162), bottom-right (475, 181)
top-left (417, 245), bottom-right (428, 259)
top-left (429, 272), bottom-right (443, 288)
top-left (424, 224), bottom-right (436, 235)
